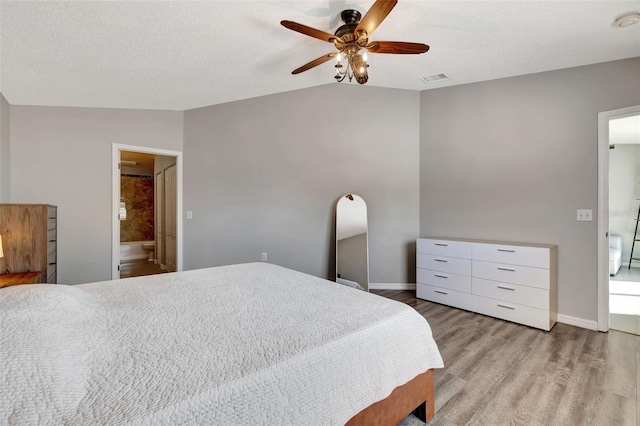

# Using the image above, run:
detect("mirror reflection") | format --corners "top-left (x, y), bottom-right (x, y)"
top-left (336, 194), bottom-right (369, 292)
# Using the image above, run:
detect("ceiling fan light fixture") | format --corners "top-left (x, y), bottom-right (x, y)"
top-left (335, 51), bottom-right (369, 84)
top-left (282, 0), bottom-right (429, 84)
top-left (613, 12), bottom-right (640, 27)
top-left (351, 54), bottom-right (369, 83)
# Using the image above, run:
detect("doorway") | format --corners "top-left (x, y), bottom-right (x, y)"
top-left (597, 106), bottom-right (640, 334)
top-left (112, 144), bottom-right (183, 279)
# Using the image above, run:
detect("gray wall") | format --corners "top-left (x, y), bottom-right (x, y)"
top-left (0, 92), bottom-right (10, 202)
top-left (609, 144), bottom-right (640, 263)
top-left (184, 83), bottom-right (420, 283)
top-left (420, 58), bottom-right (640, 321)
top-left (10, 106), bottom-right (183, 284)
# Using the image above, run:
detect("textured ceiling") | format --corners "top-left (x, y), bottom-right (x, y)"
top-left (1, 1), bottom-right (639, 111)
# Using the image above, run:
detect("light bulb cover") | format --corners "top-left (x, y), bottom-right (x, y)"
top-left (614, 12), bottom-right (640, 27)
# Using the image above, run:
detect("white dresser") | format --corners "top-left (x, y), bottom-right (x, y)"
top-left (416, 237), bottom-right (557, 331)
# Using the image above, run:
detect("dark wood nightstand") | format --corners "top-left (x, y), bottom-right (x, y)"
top-left (0, 272), bottom-right (42, 289)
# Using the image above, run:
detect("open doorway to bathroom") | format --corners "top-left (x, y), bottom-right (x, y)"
top-left (607, 112), bottom-right (640, 335)
top-left (112, 144), bottom-right (183, 280)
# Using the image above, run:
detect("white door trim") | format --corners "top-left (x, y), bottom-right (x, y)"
top-left (155, 171), bottom-right (164, 269)
top-left (597, 105), bottom-right (640, 331)
top-left (112, 143), bottom-right (183, 279)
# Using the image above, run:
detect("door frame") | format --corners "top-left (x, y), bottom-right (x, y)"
top-left (112, 143), bottom-right (183, 279)
top-left (597, 105), bottom-right (640, 331)
top-left (155, 170), bottom-right (164, 269)
top-left (163, 163), bottom-right (178, 272)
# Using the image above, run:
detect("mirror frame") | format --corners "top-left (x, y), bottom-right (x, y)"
top-left (335, 193), bottom-right (369, 291)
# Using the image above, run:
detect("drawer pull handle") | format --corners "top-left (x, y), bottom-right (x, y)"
top-left (497, 304), bottom-right (515, 310)
top-left (497, 267), bottom-right (516, 272)
top-left (434, 259), bottom-right (448, 263)
top-left (434, 290), bottom-right (448, 295)
top-left (434, 274), bottom-right (448, 279)
top-left (434, 243), bottom-right (448, 247)
top-left (48, 262), bottom-right (56, 266)
top-left (48, 240), bottom-right (56, 243)
top-left (498, 249), bottom-right (516, 253)
top-left (497, 285), bottom-right (515, 291)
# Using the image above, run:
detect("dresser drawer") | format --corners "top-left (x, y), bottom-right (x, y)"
top-left (47, 218), bottom-right (56, 231)
top-left (47, 228), bottom-right (57, 242)
top-left (473, 294), bottom-right (551, 330)
top-left (47, 240), bottom-right (56, 256)
top-left (472, 260), bottom-right (549, 289)
top-left (417, 268), bottom-right (472, 293)
top-left (472, 243), bottom-right (550, 268)
top-left (418, 254), bottom-right (471, 276)
top-left (48, 206), bottom-right (57, 219)
top-left (47, 249), bottom-right (57, 265)
top-left (417, 284), bottom-right (474, 311)
top-left (417, 238), bottom-right (472, 259)
top-left (472, 278), bottom-right (549, 309)
top-left (47, 265), bottom-right (57, 283)
top-left (47, 262), bottom-right (56, 278)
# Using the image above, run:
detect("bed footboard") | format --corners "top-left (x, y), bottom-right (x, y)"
top-left (345, 369), bottom-right (434, 425)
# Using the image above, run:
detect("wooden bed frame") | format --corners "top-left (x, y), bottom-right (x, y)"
top-left (346, 369), bottom-right (434, 425)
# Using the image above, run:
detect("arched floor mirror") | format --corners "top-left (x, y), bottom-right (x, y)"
top-left (336, 194), bottom-right (369, 291)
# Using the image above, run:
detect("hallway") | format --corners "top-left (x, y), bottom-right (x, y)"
top-left (610, 266), bottom-right (640, 335)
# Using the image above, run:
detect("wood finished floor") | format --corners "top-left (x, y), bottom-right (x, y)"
top-left (373, 290), bottom-right (640, 426)
top-left (119, 259), bottom-right (167, 278)
top-left (612, 266), bottom-right (640, 283)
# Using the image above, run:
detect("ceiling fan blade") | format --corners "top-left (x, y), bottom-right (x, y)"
top-left (281, 20), bottom-right (338, 43)
top-left (292, 53), bottom-right (338, 74)
top-left (366, 41), bottom-right (430, 54)
top-left (354, 0), bottom-right (398, 38)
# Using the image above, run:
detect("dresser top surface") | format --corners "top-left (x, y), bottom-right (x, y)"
top-left (420, 237), bottom-right (557, 249)
top-left (0, 271), bottom-right (42, 288)
top-left (0, 204), bottom-right (57, 208)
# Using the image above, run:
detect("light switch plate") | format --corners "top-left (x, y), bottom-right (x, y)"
top-left (577, 209), bottom-right (592, 221)
top-left (186, 210), bottom-right (193, 219)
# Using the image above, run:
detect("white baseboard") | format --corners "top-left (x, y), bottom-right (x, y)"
top-left (365, 288), bottom-right (599, 330)
top-left (557, 314), bottom-right (598, 331)
top-left (369, 283), bottom-right (416, 291)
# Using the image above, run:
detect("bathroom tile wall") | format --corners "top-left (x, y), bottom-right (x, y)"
top-left (120, 175), bottom-right (154, 242)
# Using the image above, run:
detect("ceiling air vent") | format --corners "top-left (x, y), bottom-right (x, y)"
top-left (420, 73), bottom-right (450, 84)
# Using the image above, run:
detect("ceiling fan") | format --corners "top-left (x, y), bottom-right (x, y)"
top-left (281, 0), bottom-right (429, 84)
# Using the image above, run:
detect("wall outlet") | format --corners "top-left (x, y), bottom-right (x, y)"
top-left (261, 252), bottom-right (267, 261)
top-left (577, 209), bottom-right (593, 221)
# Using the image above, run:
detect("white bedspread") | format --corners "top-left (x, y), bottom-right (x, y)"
top-left (0, 263), bottom-right (443, 425)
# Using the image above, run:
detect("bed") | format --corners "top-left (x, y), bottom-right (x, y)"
top-left (0, 262), bottom-right (443, 425)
